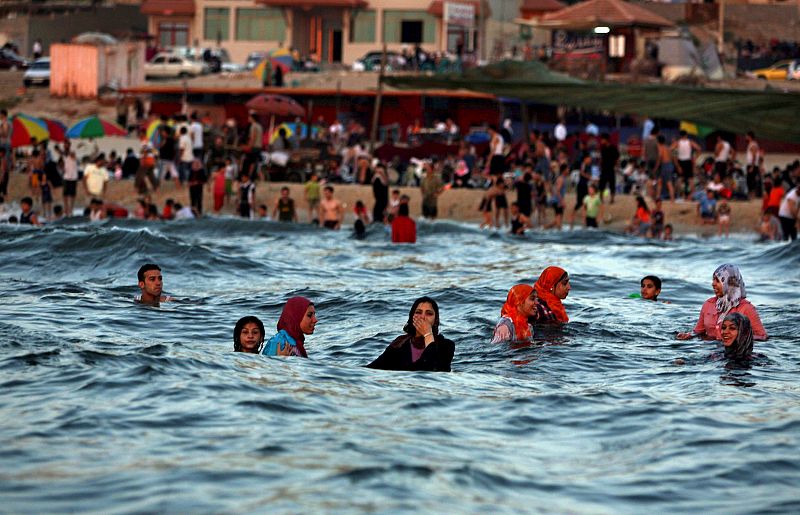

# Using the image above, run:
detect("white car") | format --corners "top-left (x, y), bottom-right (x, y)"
top-left (23, 57), bottom-right (50, 86)
top-left (144, 53), bottom-right (205, 79)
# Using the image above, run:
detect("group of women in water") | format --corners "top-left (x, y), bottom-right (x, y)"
top-left (233, 263), bottom-right (765, 371)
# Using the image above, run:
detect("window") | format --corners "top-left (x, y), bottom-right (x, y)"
top-left (609, 35), bottom-right (625, 58)
top-left (158, 22), bottom-right (189, 47)
top-left (204, 8), bottom-right (229, 41)
top-left (383, 10), bottom-right (436, 44)
top-left (350, 10), bottom-right (375, 43)
top-left (236, 8), bottom-right (285, 41)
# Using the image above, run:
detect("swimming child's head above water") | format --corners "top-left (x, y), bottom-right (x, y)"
top-left (640, 275), bottom-right (662, 301)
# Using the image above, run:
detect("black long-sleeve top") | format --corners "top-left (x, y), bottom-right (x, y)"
top-left (367, 334), bottom-right (455, 372)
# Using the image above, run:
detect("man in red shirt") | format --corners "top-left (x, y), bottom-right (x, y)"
top-left (391, 203), bottom-right (416, 243)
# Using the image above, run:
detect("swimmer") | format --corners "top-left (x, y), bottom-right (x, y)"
top-left (233, 316), bottom-right (265, 353)
top-left (367, 296), bottom-right (455, 372)
top-left (262, 297), bottom-right (317, 357)
top-left (640, 275), bottom-right (662, 301)
top-left (135, 264), bottom-right (172, 305)
top-left (720, 312), bottom-right (754, 361)
top-left (676, 264), bottom-right (767, 341)
top-left (491, 284), bottom-right (537, 343)
top-left (532, 266), bottom-right (570, 323)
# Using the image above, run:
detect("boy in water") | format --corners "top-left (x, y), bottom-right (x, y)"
top-left (640, 275), bottom-right (662, 301)
top-left (136, 263), bottom-right (172, 306)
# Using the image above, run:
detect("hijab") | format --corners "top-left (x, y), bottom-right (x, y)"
top-left (714, 264), bottom-right (746, 324)
top-left (722, 312), bottom-right (754, 361)
top-left (501, 284), bottom-right (534, 340)
top-left (233, 315), bottom-right (265, 353)
top-left (397, 296), bottom-right (440, 349)
top-left (534, 266), bottom-right (569, 323)
top-left (277, 296), bottom-right (313, 358)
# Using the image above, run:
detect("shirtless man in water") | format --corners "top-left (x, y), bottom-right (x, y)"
top-left (318, 185), bottom-right (343, 230)
top-left (136, 263), bottom-right (172, 305)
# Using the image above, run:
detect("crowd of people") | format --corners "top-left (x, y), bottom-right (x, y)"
top-left (136, 260), bottom-right (765, 372)
top-left (1, 107), bottom-right (798, 242)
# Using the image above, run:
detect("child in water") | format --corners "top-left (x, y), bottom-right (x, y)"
top-left (640, 275), bottom-right (661, 301)
top-left (233, 316), bottom-right (265, 354)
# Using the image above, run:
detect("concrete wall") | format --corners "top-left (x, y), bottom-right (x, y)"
top-left (51, 42), bottom-right (145, 98)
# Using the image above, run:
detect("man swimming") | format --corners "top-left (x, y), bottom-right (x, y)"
top-left (136, 263), bottom-right (172, 306)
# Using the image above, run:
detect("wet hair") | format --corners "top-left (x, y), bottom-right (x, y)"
top-left (641, 275), bottom-right (662, 291)
top-left (401, 296), bottom-right (440, 338)
top-left (137, 263), bottom-right (161, 282)
top-left (21, 197), bottom-right (33, 207)
top-left (233, 315), bottom-right (265, 353)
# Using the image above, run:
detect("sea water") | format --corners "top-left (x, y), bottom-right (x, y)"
top-left (1, 219), bottom-right (798, 513)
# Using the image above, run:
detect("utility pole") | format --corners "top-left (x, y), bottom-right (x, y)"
top-left (369, 43), bottom-right (387, 155)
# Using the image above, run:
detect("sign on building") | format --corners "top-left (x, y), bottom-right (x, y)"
top-left (444, 2), bottom-right (475, 28)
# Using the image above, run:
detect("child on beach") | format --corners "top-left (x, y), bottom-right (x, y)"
top-left (698, 190), bottom-right (717, 225)
top-left (38, 167), bottom-right (52, 219)
top-left (581, 184), bottom-right (603, 228)
top-left (210, 166), bottom-right (226, 213)
top-left (717, 198), bottom-right (731, 237)
top-left (650, 199), bottom-right (665, 238)
top-left (237, 173), bottom-right (255, 219)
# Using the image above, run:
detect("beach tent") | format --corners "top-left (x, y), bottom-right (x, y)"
top-left (382, 60), bottom-right (800, 143)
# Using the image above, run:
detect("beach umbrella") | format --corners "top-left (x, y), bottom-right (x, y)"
top-left (42, 118), bottom-right (66, 142)
top-left (252, 47), bottom-right (293, 80)
top-left (245, 94), bottom-right (305, 118)
top-left (269, 122), bottom-right (319, 144)
top-left (10, 113), bottom-right (50, 147)
top-left (66, 116), bottom-right (127, 139)
top-left (679, 120), bottom-right (714, 139)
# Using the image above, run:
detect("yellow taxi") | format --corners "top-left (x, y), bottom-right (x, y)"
top-left (746, 59), bottom-right (799, 80)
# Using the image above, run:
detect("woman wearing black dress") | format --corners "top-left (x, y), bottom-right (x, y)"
top-left (367, 296), bottom-right (455, 372)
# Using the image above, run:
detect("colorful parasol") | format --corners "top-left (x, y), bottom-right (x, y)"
top-left (10, 113), bottom-right (50, 147)
top-left (66, 116), bottom-right (127, 139)
top-left (42, 118), bottom-right (67, 142)
top-left (252, 47), bottom-right (293, 80)
top-left (268, 122), bottom-right (319, 144)
top-left (679, 121), bottom-right (714, 139)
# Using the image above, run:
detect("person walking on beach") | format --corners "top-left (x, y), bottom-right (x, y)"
top-left (319, 185), bottom-right (343, 230)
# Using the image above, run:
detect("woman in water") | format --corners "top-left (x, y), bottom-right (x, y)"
top-left (233, 316), bottom-right (265, 354)
top-left (677, 264), bottom-right (767, 341)
top-left (532, 266), bottom-right (571, 323)
top-left (720, 313), bottom-right (754, 361)
top-left (491, 284), bottom-right (537, 343)
top-left (262, 297), bottom-right (317, 357)
top-left (367, 296), bottom-right (455, 372)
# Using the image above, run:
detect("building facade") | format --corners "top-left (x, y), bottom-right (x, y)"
top-left (140, 0), bottom-right (488, 65)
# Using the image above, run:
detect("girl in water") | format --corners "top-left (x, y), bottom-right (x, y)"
top-left (677, 264), bottom-right (767, 341)
top-left (491, 284), bottom-right (537, 343)
top-left (233, 316), bottom-right (265, 354)
top-left (720, 313), bottom-right (754, 361)
top-left (367, 296), bottom-right (455, 372)
top-left (262, 297), bottom-right (317, 357)
top-left (532, 266), bottom-right (571, 323)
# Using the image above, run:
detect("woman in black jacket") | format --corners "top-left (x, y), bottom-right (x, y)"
top-left (367, 296), bottom-right (455, 372)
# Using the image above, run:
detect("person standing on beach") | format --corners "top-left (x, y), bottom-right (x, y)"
top-left (420, 162), bottom-right (444, 220)
top-left (319, 185), bottom-right (343, 230)
top-left (598, 133), bottom-right (619, 204)
top-left (372, 163), bottom-right (389, 224)
top-left (643, 127), bottom-right (659, 178)
top-left (655, 135), bottom-right (676, 202)
top-left (744, 131), bottom-right (761, 198)
top-left (237, 173), bottom-right (255, 219)
top-left (243, 112), bottom-right (263, 179)
top-left (190, 112), bottom-right (204, 160)
top-left (671, 130), bottom-right (701, 200)
top-left (304, 173), bottom-right (321, 223)
top-left (178, 127), bottom-right (194, 185)
top-left (83, 154), bottom-right (109, 200)
top-left (777, 185), bottom-right (798, 241)
top-left (187, 159), bottom-right (206, 214)
top-left (546, 164), bottom-right (568, 230)
top-left (273, 186), bottom-right (298, 222)
top-left (713, 135), bottom-right (734, 179)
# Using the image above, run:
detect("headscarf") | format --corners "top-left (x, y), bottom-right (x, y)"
top-left (713, 264), bottom-right (746, 324)
top-left (501, 284), bottom-right (534, 340)
top-left (233, 315), bottom-right (265, 353)
top-left (722, 313), bottom-right (754, 361)
top-left (397, 296), bottom-right (440, 348)
top-left (277, 296), bottom-right (313, 358)
top-left (534, 266), bottom-right (569, 323)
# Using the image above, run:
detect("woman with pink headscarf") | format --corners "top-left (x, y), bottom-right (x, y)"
top-left (262, 296), bottom-right (318, 357)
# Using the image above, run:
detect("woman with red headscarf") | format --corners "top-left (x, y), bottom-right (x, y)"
top-left (491, 284), bottom-right (538, 343)
top-left (262, 296), bottom-right (317, 357)
top-left (532, 266), bottom-right (570, 323)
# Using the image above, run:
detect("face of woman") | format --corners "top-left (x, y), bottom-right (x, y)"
top-left (413, 302), bottom-right (437, 335)
top-left (239, 322), bottom-right (262, 353)
top-left (712, 276), bottom-right (724, 297)
top-left (720, 319), bottom-right (739, 347)
top-left (519, 291), bottom-right (538, 317)
top-left (299, 305), bottom-right (317, 335)
top-left (553, 276), bottom-right (571, 300)
top-left (640, 279), bottom-right (660, 301)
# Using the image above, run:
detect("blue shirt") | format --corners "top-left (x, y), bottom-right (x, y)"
top-left (262, 329), bottom-right (299, 356)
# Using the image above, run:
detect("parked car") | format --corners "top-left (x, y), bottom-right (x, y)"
top-left (144, 52), bottom-right (205, 79)
top-left (23, 57), bottom-right (49, 86)
top-left (0, 47), bottom-right (29, 70)
top-left (352, 51), bottom-right (403, 72)
top-left (746, 59), bottom-right (797, 80)
top-left (246, 51), bottom-right (267, 70)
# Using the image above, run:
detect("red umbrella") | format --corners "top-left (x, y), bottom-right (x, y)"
top-left (43, 118), bottom-right (66, 142)
top-left (245, 94), bottom-right (305, 118)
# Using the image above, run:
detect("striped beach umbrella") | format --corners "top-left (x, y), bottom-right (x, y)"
top-left (42, 118), bottom-right (67, 142)
top-left (10, 113), bottom-right (50, 147)
top-left (66, 116), bottom-right (127, 139)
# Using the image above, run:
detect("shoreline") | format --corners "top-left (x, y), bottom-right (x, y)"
top-left (6, 172), bottom-right (765, 236)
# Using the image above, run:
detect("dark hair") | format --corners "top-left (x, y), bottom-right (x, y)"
top-left (137, 263), bottom-right (161, 282)
top-left (636, 196), bottom-right (649, 213)
top-left (21, 196), bottom-right (33, 206)
top-left (281, 186), bottom-right (289, 193)
top-left (401, 296), bottom-right (440, 338)
top-left (657, 135), bottom-right (665, 144)
top-left (233, 315), bottom-right (265, 353)
top-left (723, 313), bottom-right (754, 361)
top-left (398, 203), bottom-right (410, 217)
top-left (324, 185), bottom-right (334, 193)
top-left (641, 275), bottom-right (662, 291)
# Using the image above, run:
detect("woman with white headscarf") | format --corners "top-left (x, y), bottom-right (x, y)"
top-left (677, 264), bottom-right (767, 341)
